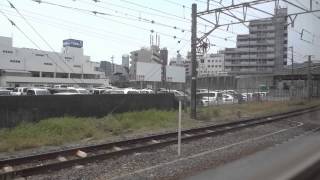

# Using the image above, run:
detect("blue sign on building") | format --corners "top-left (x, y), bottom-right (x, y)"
top-left (63, 39), bottom-right (83, 48)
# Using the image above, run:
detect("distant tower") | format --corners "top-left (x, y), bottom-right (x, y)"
top-left (160, 48), bottom-right (168, 66)
top-left (122, 54), bottom-right (129, 68)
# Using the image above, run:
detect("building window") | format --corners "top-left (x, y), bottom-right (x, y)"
top-left (56, 73), bottom-right (68, 78)
top-left (42, 72), bottom-right (54, 78)
top-left (35, 54), bottom-right (45, 57)
top-left (3, 50), bottom-right (13, 54)
top-left (70, 73), bottom-right (82, 79)
top-left (83, 74), bottom-right (95, 79)
top-left (10, 59), bottom-right (20, 63)
top-left (44, 62), bottom-right (53, 66)
top-left (65, 57), bottom-right (72, 60)
top-left (31, 71), bottom-right (40, 77)
top-left (73, 65), bottom-right (81, 68)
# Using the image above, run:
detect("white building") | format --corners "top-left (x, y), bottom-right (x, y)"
top-left (224, 8), bottom-right (288, 75)
top-left (169, 53), bottom-right (191, 78)
top-left (129, 45), bottom-right (163, 81)
top-left (197, 51), bottom-right (225, 77)
top-left (122, 54), bottom-right (129, 69)
top-left (0, 36), bottom-right (108, 87)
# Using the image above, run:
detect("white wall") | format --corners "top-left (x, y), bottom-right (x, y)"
top-left (166, 66), bottom-right (185, 83)
top-left (136, 62), bottom-right (161, 82)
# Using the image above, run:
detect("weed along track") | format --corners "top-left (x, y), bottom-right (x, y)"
top-left (0, 106), bottom-right (319, 179)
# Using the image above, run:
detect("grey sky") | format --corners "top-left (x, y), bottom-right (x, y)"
top-left (0, 0), bottom-right (319, 64)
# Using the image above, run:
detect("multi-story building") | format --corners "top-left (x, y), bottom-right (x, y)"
top-left (129, 45), bottom-right (163, 81)
top-left (122, 54), bottom-right (129, 69)
top-left (224, 8), bottom-right (288, 75)
top-left (197, 51), bottom-right (225, 77)
top-left (0, 36), bottom-right (108, 87)
top-left (100, 60), bottom-right (129, 83)
top-left (169, 53), bottom-right (191, 78)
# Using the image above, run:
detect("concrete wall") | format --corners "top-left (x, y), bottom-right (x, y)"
top-left (236, 75), bottom-right (274, 89)
top-left (0, 94), bottom-right (178, 128)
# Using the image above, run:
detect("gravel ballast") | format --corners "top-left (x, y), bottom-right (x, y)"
top-left (26, 110), bottom-right (320, 180)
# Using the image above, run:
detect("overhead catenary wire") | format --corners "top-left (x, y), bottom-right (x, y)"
top-left (0, 3), bottom-right (188, 60)
top-left (30, 0), bottom-right (188, 42)
top-left (31, 0), bottom-right (239, 45)
top-left (0, 8), bottom-right (86, 84)
top-left (6, 0), bottom-right (87, 84)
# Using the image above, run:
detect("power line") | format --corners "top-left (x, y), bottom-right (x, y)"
top-left (7, 0), bottom-right (87, 84)
top-left (0, 8), bottom-right (85, 84)
top-left (30, 0), bottom-right (188, 42)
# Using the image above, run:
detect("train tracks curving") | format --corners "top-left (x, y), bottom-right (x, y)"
top-left (0, 106), bottom-right (319, 179)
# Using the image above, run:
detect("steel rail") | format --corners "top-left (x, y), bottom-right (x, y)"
top-left (0, 105), bottom-right (319, 179)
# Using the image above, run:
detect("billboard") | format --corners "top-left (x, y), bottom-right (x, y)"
top-left (136, 62), bottom-right (161, 82)
top-left (63, 39), bottom-right (83, 48)
top-left (166, 66), bottom-right (186, 83)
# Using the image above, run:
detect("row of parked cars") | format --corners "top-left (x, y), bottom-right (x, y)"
top-left (196, 89), bottom-right (269, 106)
top-left (0, 86), bottom-right (188, 97)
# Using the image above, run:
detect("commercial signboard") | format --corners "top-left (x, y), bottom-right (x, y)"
top-left (63, 39), bottom-right (83, 48)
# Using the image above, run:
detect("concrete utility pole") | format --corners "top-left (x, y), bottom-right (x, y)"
top-left (191, 3), bottom-right (197, 119)
top-left (307, 55), bottom-right (312, 101)
top-left (290, 46), bottom-right (294, 97)
top-left (111, 55), bottom-right (115, 74)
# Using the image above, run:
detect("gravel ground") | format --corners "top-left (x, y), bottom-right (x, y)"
top-left (25, 110), bottom-right (320, 180)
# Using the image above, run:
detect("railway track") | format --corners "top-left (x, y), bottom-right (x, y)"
top-left (0, 106), bottom-right (319, 179)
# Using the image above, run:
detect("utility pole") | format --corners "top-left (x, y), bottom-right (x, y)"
top-left (111, 55), bottom-right (114, 74)
top-left (307, 55), bottom-right (312, 101)
top-left (191, 3), bottom-right (197, 119)
top-left (290, 46), bottom-right (294, 98)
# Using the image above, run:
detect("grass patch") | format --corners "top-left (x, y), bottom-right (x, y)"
top-left (0, 99), bottom-right (319, 152)
top-left (198, 99), bottom-right (320, 122)
top-left (0, 110), bottom-right (182, 152)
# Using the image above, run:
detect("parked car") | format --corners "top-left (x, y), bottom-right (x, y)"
top-left (68, 87), bottom-right (90, 94)
top-left (10, 87), bottom-right (28, 96)
top-left (197, 91), bottom-right (223, 106)
top-left (222, 93), bottom-right (235, 104)
top-left (92, 88), bottom-right (107, 95)
top-left (26, 88), bottom-right (50, 96)
top-left (139, 89), bottom-right (154, 94)
top-left (104, 88), bottom-right (140, 94)
top-left (242, 93), bottom-right (253, 101)
top-left (0, 89), bottom-right (11, 96)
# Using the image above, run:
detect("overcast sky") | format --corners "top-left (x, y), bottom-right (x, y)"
top-left (0, 0), bottom-right (319, 64)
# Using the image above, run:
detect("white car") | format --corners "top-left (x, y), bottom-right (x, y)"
top-left (198, 91), bottom-right (223, 106)
top-left (10, 87), bottom-right (28, 96)
top-left (104, 88), bottom-right (140, 94)
top-left (201, 96), bottom-right (217, 106)
top-left (74, 88), bottom-right (90, 94)
top-left (0, 89), bottom-right (11, 96)
top-left (26, 88), bottom-right (50, 96)
top-left (139, 89), bottom-right (154, 94)
top-left (222, 94), bottom-right (235, 104)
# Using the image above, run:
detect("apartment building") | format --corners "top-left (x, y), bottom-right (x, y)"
top-left (224, 8), bottom-right (288, 75)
